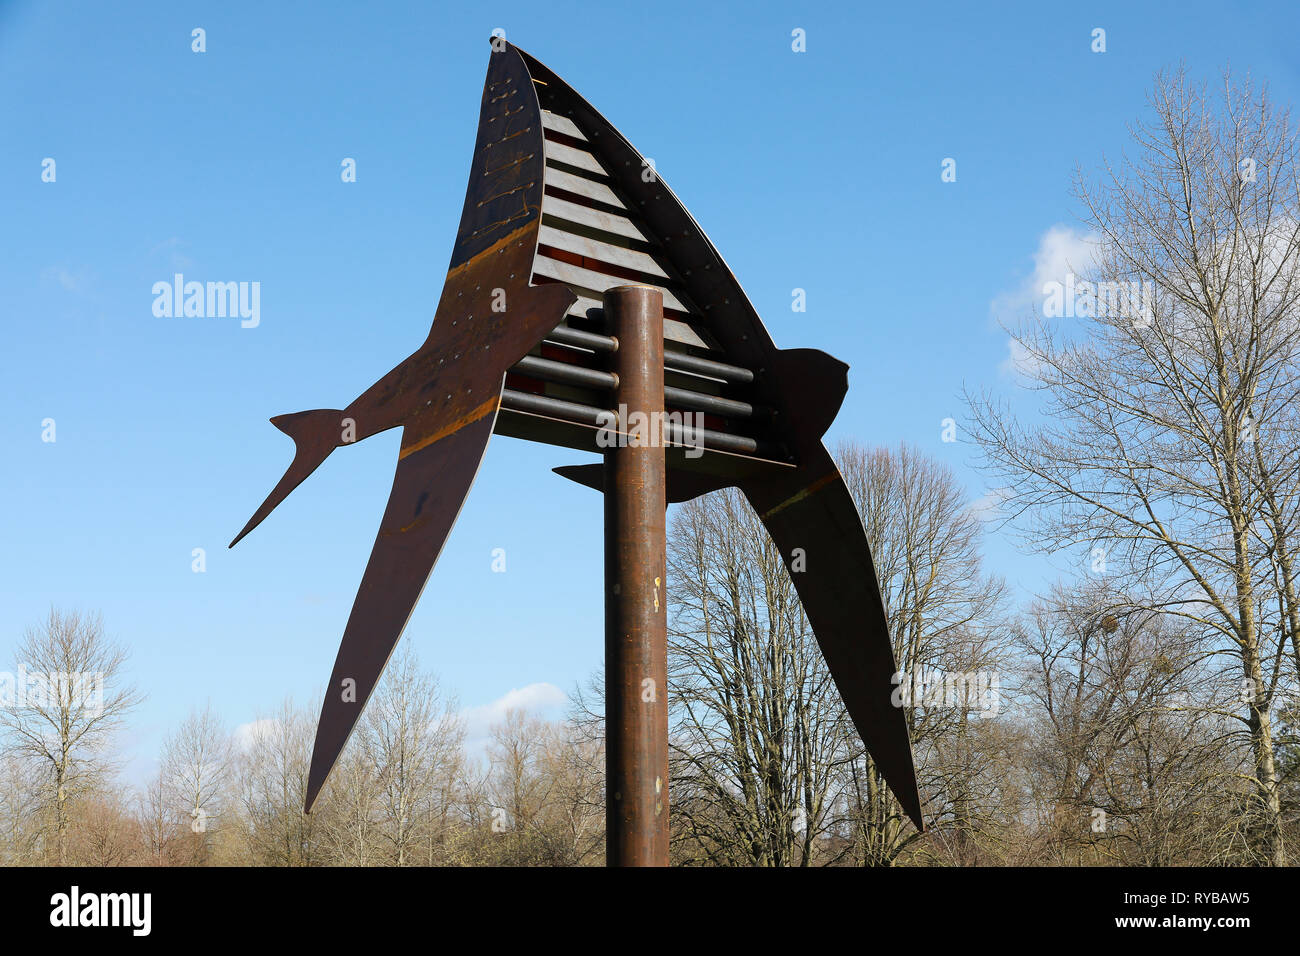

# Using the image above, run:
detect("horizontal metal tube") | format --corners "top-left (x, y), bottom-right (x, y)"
top-left (499, 388), bottom-right (762, 455)
top-left (542, 326), bottom-right (754, 384)
top-left (513, 357), bottom-right (756, 420)
top-left (663, 349), bottom-right (755, 384)
top-left (545, 324), bottom-right (618, 352)
top-left (500, 388), bottom-right (606, 426)
top-left (662, 421), bottom-right (758, 455)
top-left (515, 354), bottom-right (618, 390)
top-left (663, 386), bottom-right (755, 419)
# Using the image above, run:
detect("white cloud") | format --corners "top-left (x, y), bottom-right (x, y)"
top-left (459, 682), bottom-right (567, 748)
top-left (233, 682), bottom-right (568, 763)
top-left (998, 338), bottom-right (1042, 381)
top-left (969, 487), bottom-right (1011, 523)
top-left (990, 225), bottom-right (1100, 326)
top-left (232, 717), bottom-right (279, 751)
top-left (991, 224), bottom-right (1100, 380)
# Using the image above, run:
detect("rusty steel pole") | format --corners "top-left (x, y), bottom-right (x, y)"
top-left (603, 285), bottom-right (669, 867)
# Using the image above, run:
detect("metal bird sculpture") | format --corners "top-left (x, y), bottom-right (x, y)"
top-left (231, 39), bottom-right (924, 831)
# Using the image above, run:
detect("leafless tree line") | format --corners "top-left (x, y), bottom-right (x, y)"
top-left (968, 65), bottom-right (1300, 865)
top-left (0, 616), bottom-right (608, 867)
top-left (4, 439), bottom-right (1291, 866)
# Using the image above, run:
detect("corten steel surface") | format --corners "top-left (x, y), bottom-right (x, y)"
top-left (230, 37), bottom-right (925, 835)
top-left (229, 44), bottom-right (576, 811)
top-left (602, 287), bottom-right (669, 867)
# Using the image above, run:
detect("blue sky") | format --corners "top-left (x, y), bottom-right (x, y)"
top-left (3, 0), bottom-right (1298, 784)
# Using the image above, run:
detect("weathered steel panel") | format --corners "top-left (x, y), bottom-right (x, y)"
top-left (230, 44), bottom-right (576, 811)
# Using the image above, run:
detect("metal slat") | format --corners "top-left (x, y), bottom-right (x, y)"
top-left (565, 292), bottom-right (605, 320)
top-left (572, 295), bottom-right (707, 351)
top-left (661, 319), bottom-right (710, 351)
top-left (538, 224), bottom-right (669, 279)
top-left (544, 139), bottom-right (608, 176)
top-left (541, 109), bottom-right (586, 140)
top-left (532, 257), bottom-right (690, 312)
top-left (563, 293), bottom-right (710, 349)
top-left (663, 386), bottom-right (755, 419)
top-left (544, 166), bottom-right (625, 208)
top-left (541, 195), bottom-right (649, 242)
top-left (501, 388), bottom-right (605, 426)
top-left (663, 350), bottom-right (755, 384)
top-left (544, 319), bottom-right (706, 354)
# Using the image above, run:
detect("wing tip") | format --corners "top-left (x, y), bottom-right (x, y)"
top-left (303, 752), bottom-right (330, 814)
top-left (905, 794), bottom-right (925, 833)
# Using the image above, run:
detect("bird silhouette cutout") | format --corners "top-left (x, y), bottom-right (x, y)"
top-left (231, 40), bottom-right (924, 831)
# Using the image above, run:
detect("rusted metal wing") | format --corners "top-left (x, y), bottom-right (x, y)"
top-left (304, 412), bottom-right (497, 811)
top-left (743, 446), bottom-right (925, 832)
top-left (230, 43), bottom-right (575, 811)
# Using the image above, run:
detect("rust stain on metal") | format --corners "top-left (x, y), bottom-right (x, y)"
top-left (759, 469), bottom-right (840, 520)
top-left (398, 395), bottom-right (500, 460)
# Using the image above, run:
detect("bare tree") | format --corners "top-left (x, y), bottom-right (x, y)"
top-left (1014, 582), bottom-right (1237, 865)
top-left (160, 703), bottom-right (234, 864)
top-left (0, 754), bottom-right (42, 864)
top-left (235, 698), bottom-right (320, 865)
top-left (470, 707), bottom-right (601, 866)
top-left (357, 645), bottom-right (465, 865)
top-left (0, 609), bottom-right (140, 864)
top-left (663, 445), bottom-right (1009, 866)
top-left (134, 772), bottom-right (188, 866)
top-left (68, 787), bottom-right (141, 866)
top-left (967, 68), bottom-right (1300, 864)
top-left (317, 745), bottom-right (383, 865)
top-left (533, 718), bottom-right (605, 865)
top-left (483, 708), bottom-right (552, 864)
top-left (837, 442), bottom-right (1012, 865)
top-left (666, 487), bottom-right (851, 866)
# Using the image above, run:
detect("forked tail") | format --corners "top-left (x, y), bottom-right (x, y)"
top-left (229, 409), bottom-right (344, 548)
